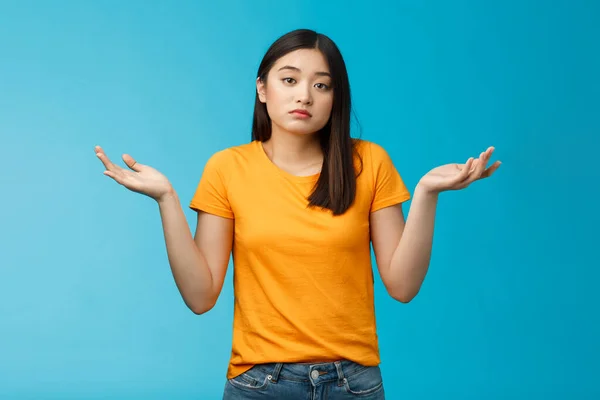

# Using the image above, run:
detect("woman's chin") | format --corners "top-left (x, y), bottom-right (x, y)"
top-left (284, 123), bottom-right (325, 136)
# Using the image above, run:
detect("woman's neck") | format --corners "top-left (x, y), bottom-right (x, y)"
top-left (263, 130), bottom-right (322, 165)
top-left (262, 128), bottom-right (323, 176)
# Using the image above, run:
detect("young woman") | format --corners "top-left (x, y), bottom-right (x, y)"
top-left (95, 29), bottom-right (500, 400)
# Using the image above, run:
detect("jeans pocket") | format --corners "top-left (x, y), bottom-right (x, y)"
top-left (227, 367), bottom-right (271, 391)
top-left (343, 365), bottom-right (384, 396)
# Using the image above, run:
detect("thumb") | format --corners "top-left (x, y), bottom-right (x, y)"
top-left (122, 154), bottom-right (142, 172)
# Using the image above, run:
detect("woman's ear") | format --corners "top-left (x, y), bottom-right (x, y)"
top-left (256, 77), bottom-right (267, 103)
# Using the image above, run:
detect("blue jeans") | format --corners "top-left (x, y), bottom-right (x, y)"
top-left (223, 360), bottom-right (385, 399)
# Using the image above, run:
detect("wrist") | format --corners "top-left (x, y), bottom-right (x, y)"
top-left (157, 186), bottom-right (178, 206)
top-left (414, 181), bottom-right (440, 198)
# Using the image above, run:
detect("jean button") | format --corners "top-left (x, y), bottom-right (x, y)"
top-left (311, 370), bottom-right (319, 379)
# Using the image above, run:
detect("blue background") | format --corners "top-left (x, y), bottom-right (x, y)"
top-left (1, 0), bottom-right (598, 398)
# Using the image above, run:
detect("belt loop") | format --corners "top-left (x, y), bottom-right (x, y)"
top-left (334, 361), bottom-right (345, 386)
top-left (270, 363), bottom-right (283, 383)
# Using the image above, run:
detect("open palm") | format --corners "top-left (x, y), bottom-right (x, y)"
top-left (419, 146), bottom-right (501, 193)
top-left (95, 145), bottom-right (173, 201)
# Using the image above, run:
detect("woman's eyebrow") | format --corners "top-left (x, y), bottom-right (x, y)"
top-left (277, 65), bottom-right (331, 77)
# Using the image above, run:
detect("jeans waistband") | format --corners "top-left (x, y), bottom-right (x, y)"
top-left (255, 360), bottom-right (368, 385)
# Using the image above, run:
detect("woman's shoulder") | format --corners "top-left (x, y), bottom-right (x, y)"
top-left (352, 138), bottom-right (390, 161)
top-left (206, 141), bottom-right (260, 165)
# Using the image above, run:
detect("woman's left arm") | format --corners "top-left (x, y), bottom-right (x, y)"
top-left (371, 146), bottom-right (501, 303)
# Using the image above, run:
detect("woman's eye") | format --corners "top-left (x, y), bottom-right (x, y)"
top-left (283, 78), bottom-right (296, 84)
top-left (315, 83), bottom-right (330, 90)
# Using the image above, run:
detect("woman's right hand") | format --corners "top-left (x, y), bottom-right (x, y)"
top-left (95, 145), bottom-right (174, 202)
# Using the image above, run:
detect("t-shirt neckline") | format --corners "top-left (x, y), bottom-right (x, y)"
top-left (254, 140), bottom-right (321, 184)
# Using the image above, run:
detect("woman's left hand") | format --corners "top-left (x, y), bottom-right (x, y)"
top-left (418, 146), bottom-right (501, 194)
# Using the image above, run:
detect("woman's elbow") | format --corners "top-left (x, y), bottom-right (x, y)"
top-left (388, 287), bottom-right (420, 303)
top-left (187, 296), bottom-right (218, 315)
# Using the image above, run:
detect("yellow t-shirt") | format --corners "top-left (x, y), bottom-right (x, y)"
top-left (189, 139), bottom-right (411, 379)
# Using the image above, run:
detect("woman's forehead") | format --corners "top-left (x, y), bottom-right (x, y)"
top-left (272, 49), bottom-right (330, 74)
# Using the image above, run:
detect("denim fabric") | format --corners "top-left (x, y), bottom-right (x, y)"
top-left (223, 360), bottom-right (385, 399)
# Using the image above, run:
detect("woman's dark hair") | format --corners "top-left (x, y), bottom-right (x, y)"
top-left (252, 28), bottom-right (361, 216)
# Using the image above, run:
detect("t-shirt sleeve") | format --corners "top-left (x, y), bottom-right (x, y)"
top-left (369, 142), bottom-right (411, 213)
top-left (189, 150), bottom-right (234, 219)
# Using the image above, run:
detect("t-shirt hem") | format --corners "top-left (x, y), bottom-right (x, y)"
top-left (370, 192), bottom-right (411, 213)
top-left (189, 202), bottom-right (234, 219)
top-left (226, 354), bottom-right (382, 380)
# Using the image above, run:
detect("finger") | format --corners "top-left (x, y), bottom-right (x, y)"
top-left (451, 158), bottom-right (474, 184)
top-left (456, 155), bottom-right (483, 188)
top-left (481, 161), bottom-right (501, 178)
top-left (95, 145), bottom-right (118, 170)
top-left (474, 147), bottom-right (496, 178)
top-left (470, 147), bottom-right (494, 168)
top-left (95, 145), bottom-right (111, 161)
top-left (122, 154), bottom-right (142, 172)
top-left (468, 158), bottom-right (480, 174)
top-left (475, 151), bottom-right (489, 176)
top-left (96, 150), bottom-right (117, 171)
top-left (103, 169), bottom-right (132, 186)
top-left (467, 149), bottom-right (492, 182)
top-left (483, 146), bottom-right (495, 166)
top-left (103, 170), bottom-right (124, 184)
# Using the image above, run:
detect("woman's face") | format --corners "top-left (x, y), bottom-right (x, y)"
top-left (257, 48), bottom-right (334, 136)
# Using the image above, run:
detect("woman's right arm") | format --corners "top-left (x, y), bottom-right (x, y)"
top-left (95, 145), bottom-right (232, 315)
top-left (158, 190), bottom-right (233, 314)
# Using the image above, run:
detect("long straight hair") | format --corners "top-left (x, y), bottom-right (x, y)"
top-left (252, 29), bottom-right (361, 216)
